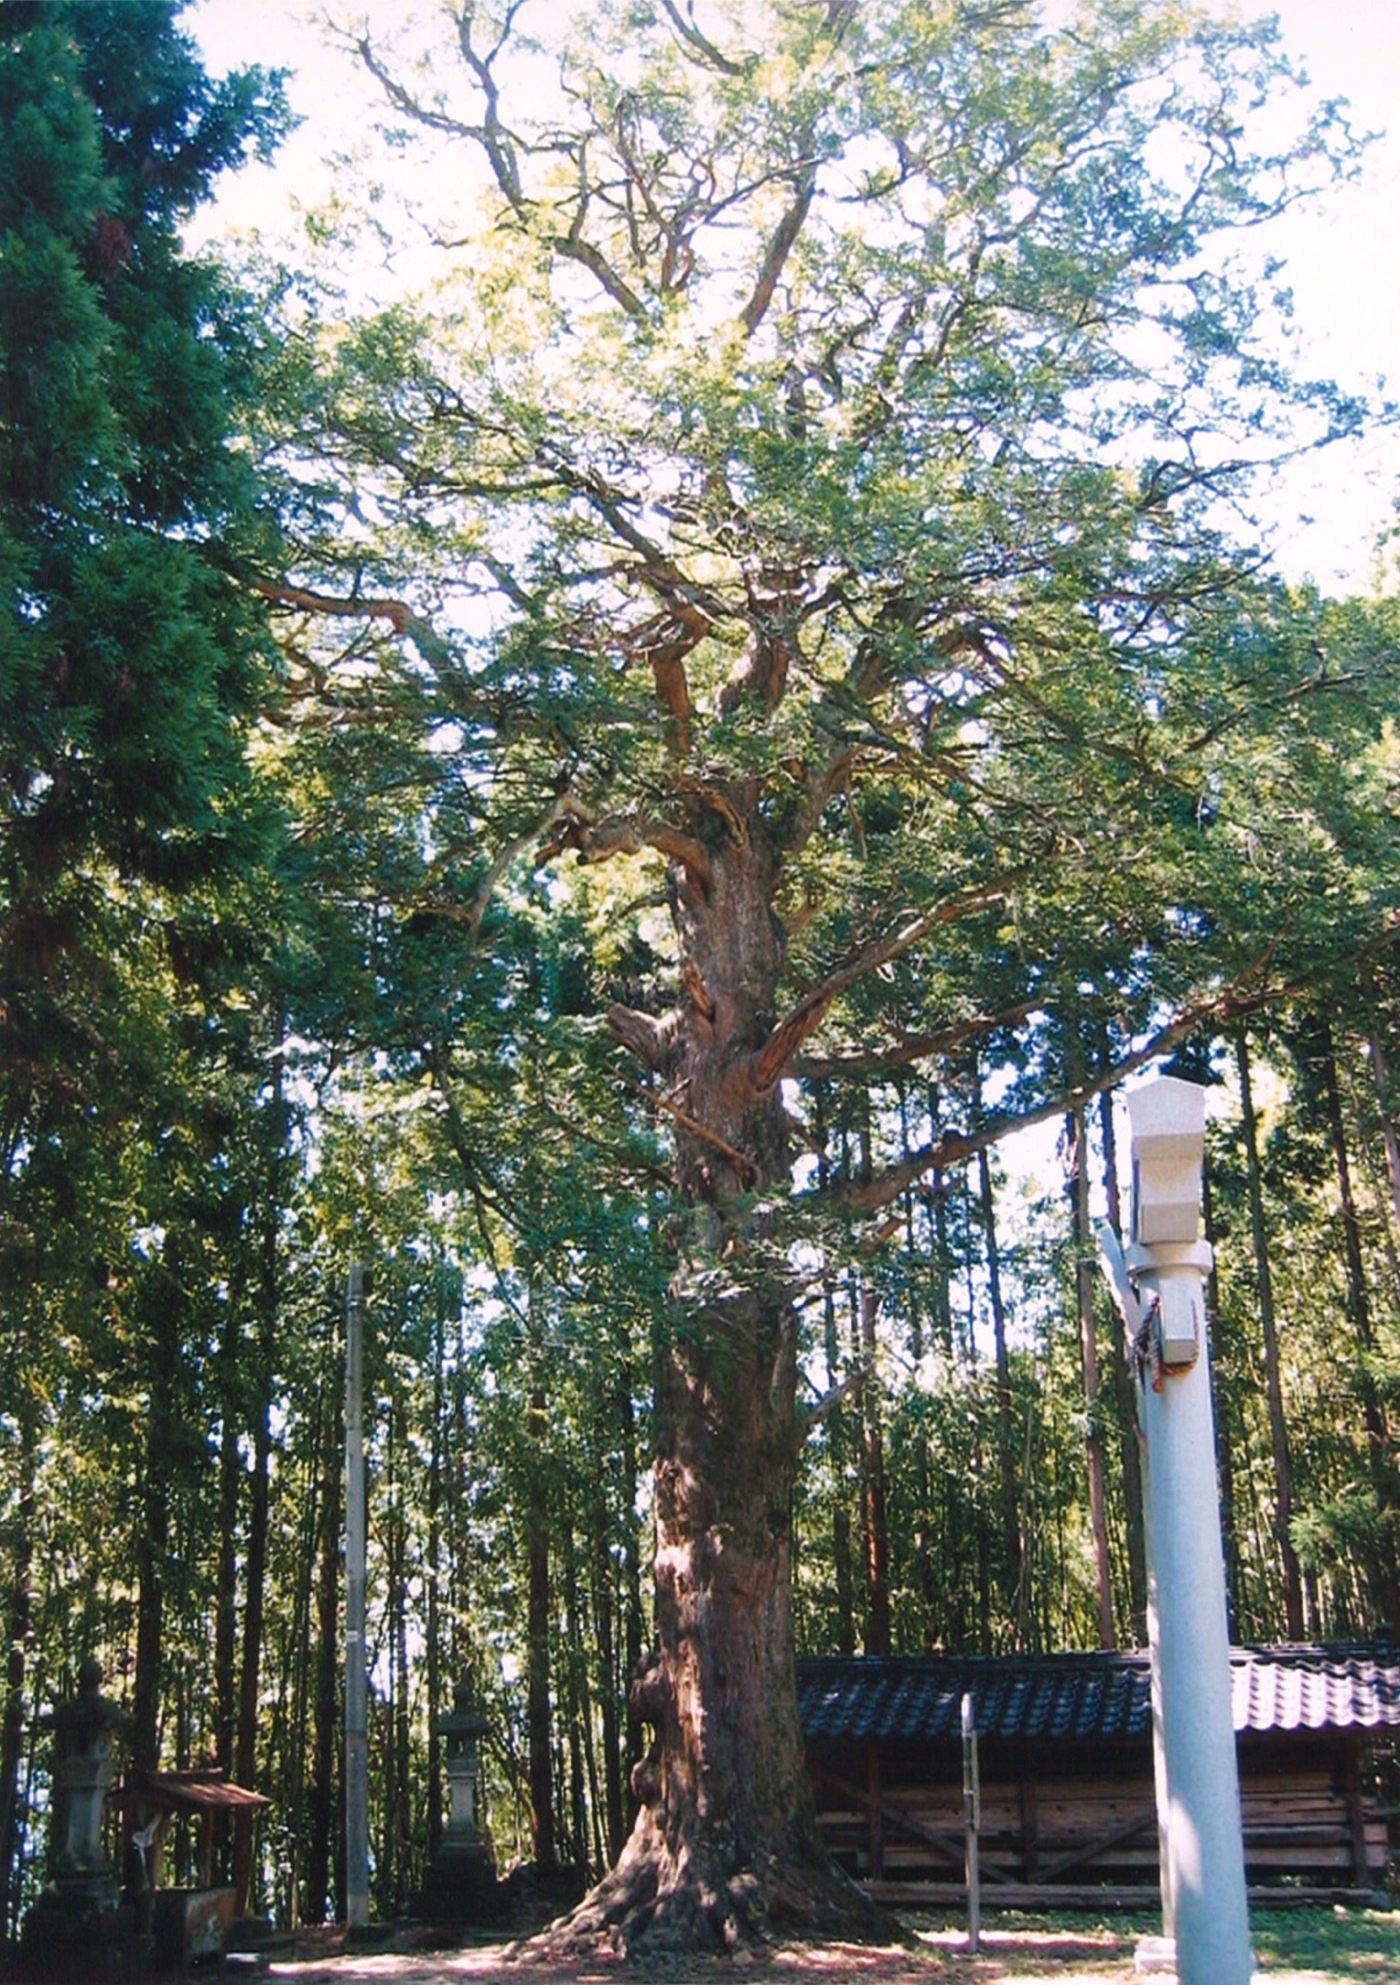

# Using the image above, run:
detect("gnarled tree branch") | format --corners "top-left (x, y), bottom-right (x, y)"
top-left (751, 878), bottom-right (1016, 1092)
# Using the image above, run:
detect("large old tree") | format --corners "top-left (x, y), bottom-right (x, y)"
top-left (260, 0), bottom-right (1398, 1953)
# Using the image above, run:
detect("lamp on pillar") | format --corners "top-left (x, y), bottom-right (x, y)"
top-left (1120, 1076), bottom-right (1252, 1985)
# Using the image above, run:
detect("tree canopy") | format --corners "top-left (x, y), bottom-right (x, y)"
top-left (1, 0), bottom-right (1398, 1961)
top-left (244, 0), bottom-right (1398, 1953)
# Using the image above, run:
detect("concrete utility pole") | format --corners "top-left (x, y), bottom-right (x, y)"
top-left (345, 1262), bottom-right (369, 1932)
top-left (1124, 1078), bottom-right (1252, 1985)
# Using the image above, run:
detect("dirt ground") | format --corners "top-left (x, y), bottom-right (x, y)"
top-left (256, 1921), bottom-right (1343, 1985)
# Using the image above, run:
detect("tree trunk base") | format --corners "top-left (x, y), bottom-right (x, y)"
top-left (509, 1818), bottom-right (893, 1964)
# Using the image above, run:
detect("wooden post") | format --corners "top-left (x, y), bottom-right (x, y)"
top-left (1019, 1771), bottom-right (1038, 1882)
top-left (1343, 1737), bottom-right (1371, 1891)
top-left (961, 1694), bottom-right (980, 1955)
top-left (344, 1264), bottom-right (369, 1931)
top-left (866, 1744), bottom-right (883, 1881)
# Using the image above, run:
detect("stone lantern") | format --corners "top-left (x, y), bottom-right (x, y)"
top-left (22, 1658), bottom-right (133, 1981)
top-left (413, 1674), bottom-right (507, 1925)
top-left (440, 1676), bottom-right (488, 1848)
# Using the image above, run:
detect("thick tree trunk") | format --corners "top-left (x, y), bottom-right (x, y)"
top-left (547, 787), bottom-right (882, 1957)
top-left (1235, 1031), bottom-right (1305, 1639)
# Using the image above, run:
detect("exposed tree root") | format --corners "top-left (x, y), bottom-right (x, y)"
top-left (508, 1824), bottom-right (894, 1966)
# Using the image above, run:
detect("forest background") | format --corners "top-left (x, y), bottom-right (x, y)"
top-left (2, 0), bottom-right (1400, 1953)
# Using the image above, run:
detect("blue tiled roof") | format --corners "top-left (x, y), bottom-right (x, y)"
top-left (796, 1644), bottom-right (1400, 1743)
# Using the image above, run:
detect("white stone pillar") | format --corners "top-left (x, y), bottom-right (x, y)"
top-left (1127, 1078), bottom-right (1252, 1985)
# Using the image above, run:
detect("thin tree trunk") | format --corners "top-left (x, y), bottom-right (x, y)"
top-left (1069, 1106), bottom-right (1115, 1649)
top-left (390, 1408), bottom-right (413, 1912)
top-left (1360, 963), bottom-right (1400, 1255)
top-left (562, 1537), bottom-right (589, 1872)
top-left (233, 1064), bottom-right (282, 1915)
top-left (1097, 1076), bottom-right (1146, 1641)
top-left (282, 1388), bottom-right (324, 1929)
top-left (214, 1289), bottom-right (242, 1778)
top-left (928, 1085), bottom-right (954, 1358)
top-left (0, 1411), bottom-right (36, 1944)
top-left (426, 1290), bottom-right (445, 1860)
top-left (814, 1088), bottom-right (855, 1656)
top-left (1235, 1030), bottom-right (1305, 1638)
top-left (526, 1386), bottom-right (556, 1868)
top-left (233, 1350), bottom-right (271, 1905)
top-left (1201, 1165), bottom-right (1240, 1635)
top-left (854, 1260), bottom-right (891, 1657)
top-left (974, 1098), bottom-right (1021, 1637)
top-left (1312, 1019), bottom-right (1400, 1633)
top-left (590, 1434), bottom-right (625, 1865)
top-left (900, 1084), bottom-right (938, 1642)
top-left (133, 1299), bottom-right (178, 1772)
top-left (619, 1378), bottom-right (645, 1823)
top-left (306, 1342), bottom-right (344, 1924)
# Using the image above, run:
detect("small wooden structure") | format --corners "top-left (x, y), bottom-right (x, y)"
top-left (798, 1643), bottom-right (1398, 1909)
top-left (116, 1768), bottom-right (268, 1975)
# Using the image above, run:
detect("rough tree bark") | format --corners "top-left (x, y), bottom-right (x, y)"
top-left (538, 785), bottom-right (882, 1958)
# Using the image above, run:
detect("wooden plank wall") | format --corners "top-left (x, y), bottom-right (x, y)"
top-left (809, 1735), bottom-right (1391, 1909)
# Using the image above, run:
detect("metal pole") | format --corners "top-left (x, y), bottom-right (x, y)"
top-left (961, 1693), bottom-right (980, 1956)
top-left (1126, 1079), bottom-right (1251, 1985)
top-left (344, 1263), bottom-right (369, 1932)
